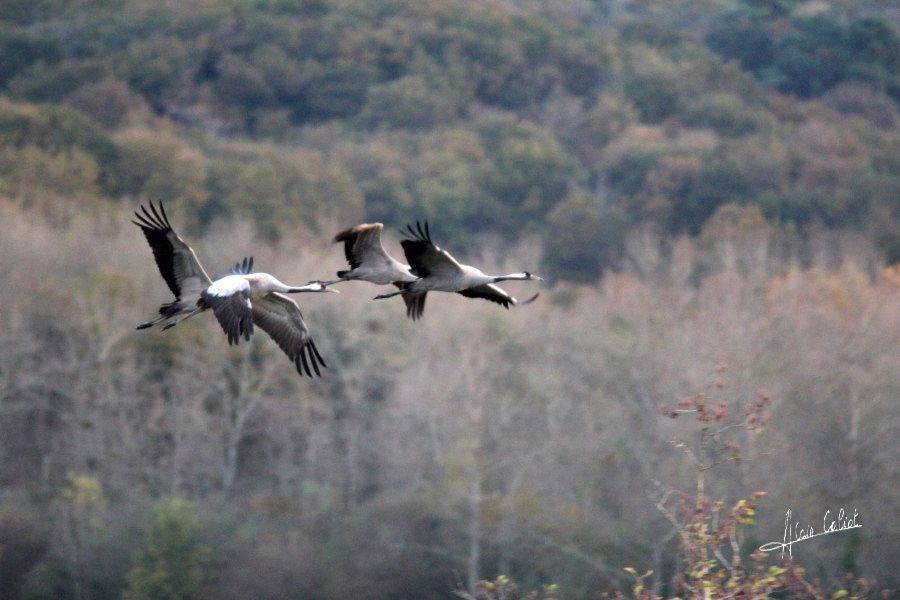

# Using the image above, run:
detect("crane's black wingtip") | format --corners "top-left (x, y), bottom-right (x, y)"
top-left (136, 203), bottom-right (165, 231)
top-left (309, 340), bottom-right (326, 369)
top-left (157, 201), bottom-right (172, 228)
top-left (299, 349), bottom-right (311, 377)
top-left (231, 256), bottom-right (254, 275)
top-left (148, 201), bottom-right (163, 225)
top-left (519, 293), bottom-right (540, 306)
top-left (308, 344), bottom-right (322, 377)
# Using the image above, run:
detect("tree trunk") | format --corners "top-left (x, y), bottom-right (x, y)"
top-left (466, 473), bottom-right (482, 596)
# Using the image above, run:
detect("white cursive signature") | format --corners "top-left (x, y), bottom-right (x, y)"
top-left (759, 508), bottom-right (862, 558)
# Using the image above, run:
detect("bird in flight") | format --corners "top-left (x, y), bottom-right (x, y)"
top-left (133, 201), bottom-right (338, 377)
top-left (329, 222), bottom-right (416, 286)
top-left (374, 221), bottom-right (542, 320)
top-left (325, 222), bottom-right (421, 318)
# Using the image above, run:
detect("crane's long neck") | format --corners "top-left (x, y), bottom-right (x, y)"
top-left (261, 275), bottom-right (319, 293)
top-left (284, 283), bottom-right (328, 293)
top-left (491, 272), bottom-right (532, 283)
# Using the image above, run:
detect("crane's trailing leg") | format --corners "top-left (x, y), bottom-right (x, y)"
top-left (161, 306), bottom-right (205, 330)
top-left (136, 314), bottom-right (166, 330)
top-left (314, 277), bottom-right (348, 286)
top-left (136, 301), bottom-right (184, 329)
top-left (373, 290), bottom-right (404, 300)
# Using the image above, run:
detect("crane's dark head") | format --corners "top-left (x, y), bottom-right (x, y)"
top-left (495, 271), bottom-right (544, 283)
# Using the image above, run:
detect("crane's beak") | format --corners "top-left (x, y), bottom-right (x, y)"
top-left (323, 287), bottom-right (340, 293)
top-left (532, 275), bottom-right (544, 281)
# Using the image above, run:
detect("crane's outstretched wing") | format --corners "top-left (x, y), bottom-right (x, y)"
top-left (201, 276), bottom-right (254, 345)
top-left (225, 256), bottom-right (254, 277)
top-left (458, 284), bottom-right (540, 309)
top-left (334, 223), bottom-right (392, 269)
top-left (399, 221), bottom-right (463, 278)
top-left (251, 292), bottom-right (326, 377)
top-left (133, 201), bottom-right (211, 300)
top-left (402, 291), bottom-right (427, 320)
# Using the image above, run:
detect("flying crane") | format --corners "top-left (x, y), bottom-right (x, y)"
top-left (374, 221), bottom-right (542, 319)
top-left (133, 201), bottom-right (337, 377)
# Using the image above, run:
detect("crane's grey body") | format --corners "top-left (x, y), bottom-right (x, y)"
top-left (134, 201), bottom-right (336, 377)
top-left (206, 272), bottom-right (320, 299)
top-left (340, 257), bottom-right (415, 286)
top-left (329, 223), bottom-right (417, 285)
top-left (374, 222), bottom-right (542, 319)
top-left (403, 262), bottom-right (532, 294)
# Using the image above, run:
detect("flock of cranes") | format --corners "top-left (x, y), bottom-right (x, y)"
top-left (134, 201), bottom-right (542, 377)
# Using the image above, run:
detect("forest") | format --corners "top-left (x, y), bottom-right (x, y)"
top-left (0, 0), bottom-right (898, 598)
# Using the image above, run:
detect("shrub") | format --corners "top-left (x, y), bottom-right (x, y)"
top-left (123, 498), bottom-right (208, 600)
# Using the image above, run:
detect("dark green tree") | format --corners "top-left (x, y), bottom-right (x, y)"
top-left (123, 498), bottom-right (208, 600)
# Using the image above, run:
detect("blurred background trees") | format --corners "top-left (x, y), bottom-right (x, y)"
top-left (0, 0), bottom-right (898, 598)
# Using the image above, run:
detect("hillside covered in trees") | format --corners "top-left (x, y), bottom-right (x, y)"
top-left (0, 1), bottom-right (898, 599)
top-left (2, 0), bottom-right (899, 275)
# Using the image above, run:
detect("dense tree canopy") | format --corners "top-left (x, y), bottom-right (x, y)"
top-left (0, 0), bottom-right (896, 274)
